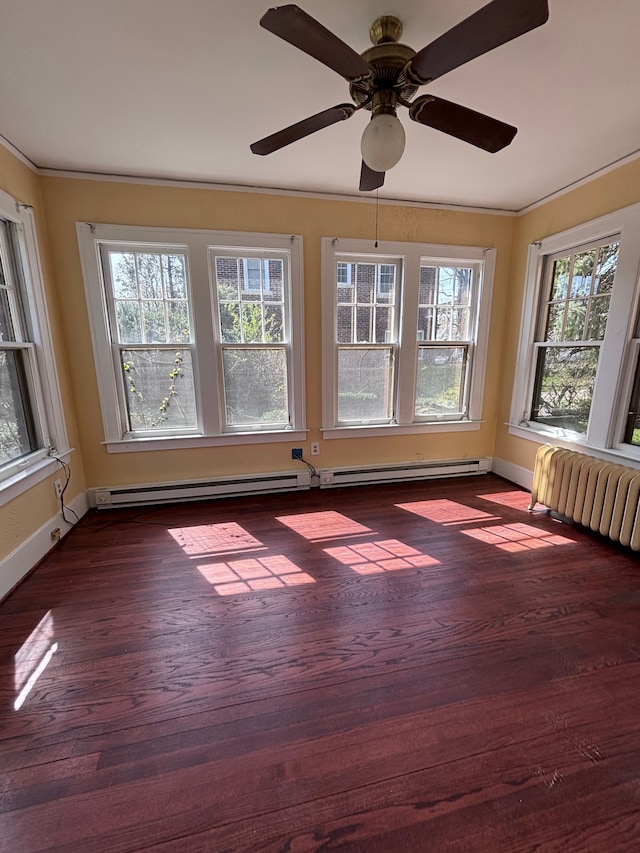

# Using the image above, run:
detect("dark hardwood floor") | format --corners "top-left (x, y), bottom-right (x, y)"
top-left (2, 474), bottom-right (640, 852)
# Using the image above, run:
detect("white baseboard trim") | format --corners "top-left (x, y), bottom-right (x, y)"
top-left (0, 492), bottom-right (89, 602)
top-left (491, 457), bottom-right (534, 491)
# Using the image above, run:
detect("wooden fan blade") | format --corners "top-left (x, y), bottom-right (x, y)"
top-left (260, 5), bottom-right (371, 83)
top-left (409, 95), bottom-right (517, 152)
top-left (359, 161), bottom-right (385, 192)
top-left (251, 104), bottom-right (356, 155)
top-left (407, 0), bottom-right (549, 84)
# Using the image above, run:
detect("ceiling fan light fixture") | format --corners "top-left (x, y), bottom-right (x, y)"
top-left (361, 112), bottom-right (405, 173)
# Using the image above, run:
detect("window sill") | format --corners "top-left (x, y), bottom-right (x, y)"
top-left (507, 423), bottom-right (640, 468)
top-left (322, 420), bottom-right (482, 439)
top-left (0, 449), bottom-right (72, 509)
top-left (103, 430), bottom-right (308, 453)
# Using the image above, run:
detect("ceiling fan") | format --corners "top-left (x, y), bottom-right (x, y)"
top-left (250, 0), bottom-right (549, 191)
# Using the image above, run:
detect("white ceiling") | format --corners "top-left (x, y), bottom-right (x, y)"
top-left (1, 0), bottom-right (639, 211)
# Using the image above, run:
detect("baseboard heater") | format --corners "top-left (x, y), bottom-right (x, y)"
top-left (530, 444), bottom-right (640, 550)
top-left (318, 457), bottom-right (489, 488)
top-left (89, 470), bottom-right (311, 509)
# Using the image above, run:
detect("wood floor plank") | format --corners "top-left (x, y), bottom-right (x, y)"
top-left (2, 475), bottom-right (640, 851)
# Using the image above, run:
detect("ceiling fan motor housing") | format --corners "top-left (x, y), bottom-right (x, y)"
top-left (350, 16), bottom-right (418, 111)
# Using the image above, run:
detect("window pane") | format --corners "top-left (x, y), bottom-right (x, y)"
top-left (162, 255), bottom-right (187, 299)
top-left (219, 303), bottom-right (240, 343)
top-left (417, 307), bottom-right (434, 341)
top-left (136, 254), bottom-right (163, 299)
top-left (419, 266), bottom-right (473, 343)
top-left (374, 307), bottom-right (393, 343)
top-left (109, 250), bottom-right (191, 345)
top-left (550, 257), bottom-right (571, 301)
top-left (265, 260), bottom-right (284, 302)
top-left (565, 299), bottom-right (588, 340)
top-left (355, 264), bottom-right (375, 303)
top-left (264, 305), bottom-right (284, 341)
top-left (110, 252), bottom-right (137, 298)
top-left (167, 302), bottom-right (190, 344)
top-left (545, 302), bottom-right (565, 342)
top-left (337, 347), bottom-right (393, 422)
top-left (587, 295), bottom-right (609, 341)
top-left (0, 349), bottom-right (37, 465)
top-left (541, 241), bottom-right (617, 349)
top-left (594, 243), bottom-right (619, 294)
top-left (222, 348), bottom-right (288, 427)
top-left (0, 287), bottom-right (13, 341)
top-left (121, 349), bottom-right (196, 432)
top-left (241, 304), bottom-right (263, 343)
top-left (215, 257), bottom-right (240, 301)
top-left (531, 346), bottom-right (599, 433)
top-left (415, 346), bottom-right (466, 416)
top-left (116, 301), bottom-right (142, 343)
top-left (435, 307), bottom-right (452, 340)
top-left (142, 301), bottom-right (166, 343)
top-left (570, 250), bottom-right (595, 297)
top-left (355, 306), bottom-right (372, 343)
top-left (377, 264), bottom-right (396, 302)
top-left (452, 307), bottom-right (470, 341)
top-left (337, 306), bottom-right (353, 343)
top-left (215, 255), bottom-right (286, 343)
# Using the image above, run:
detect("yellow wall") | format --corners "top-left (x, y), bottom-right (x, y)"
top-left (0, 147), bottom-right (86, 562)
top-left (40, 175), bottom-right (516, 488)
top-left (494, 158), bottom-right (640, 473)
top-left (5, 134), bottom-right (639, 564)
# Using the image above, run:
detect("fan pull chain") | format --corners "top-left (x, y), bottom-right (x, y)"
top-left (374, 188), bottom-right (379, 248)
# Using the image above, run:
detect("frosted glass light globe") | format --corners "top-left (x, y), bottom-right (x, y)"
top-left (361, 112), bottom-right (406, 172)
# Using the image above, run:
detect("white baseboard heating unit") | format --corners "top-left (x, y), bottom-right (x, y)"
top-left (318, 458), bottom-right (490, 488)
top-left (530, 444), bottom-right (640, 550)
top-left (89, 470), bottom-right (311, 509)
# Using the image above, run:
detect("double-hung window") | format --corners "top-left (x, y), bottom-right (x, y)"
top-left (0, 189), bottom-right (67, 497)
top-left (323, 238), bottom-right (495, 436)
top-left (510, 202), bottom-right (640, 460)
top-left (78, 225), bottom-right (305, 450)
top-left (529, 238), bottom-right (618, 432)
top-left (415, 263), bottom-right (474, 419)
top-left (213, 249), bottom-right (288, 429)
top-left (102, 246), bottom-right (197, 436)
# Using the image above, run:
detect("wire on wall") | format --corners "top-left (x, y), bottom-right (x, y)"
top-left (51, 455), bottom-right (80, 525)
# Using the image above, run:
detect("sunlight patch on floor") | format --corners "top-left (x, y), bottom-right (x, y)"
top-left (198, 554), bottom-right (315, 595)
top-left (276, 510), bottom-right (373, 542)
top-left (325, 539), bottom-right (440, 575)
top-left (396, 499), bottom-right (500, 525)
top-left (14, 611), bottom-right (58, 710)
top-left (478, 491), bottom-right (532, 511)
top-left (461, 522), bottom-right (574, 552)
top-left (168, 522), bottom-right (264, 557)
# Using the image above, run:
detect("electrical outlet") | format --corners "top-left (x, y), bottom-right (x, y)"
top-left (50, 528), bottom-right (61, 541)
top-left (291, 448), bottom-right (303, 460)
top-left (310, 442), bottom-right (320, 456)
top-left (54, 479), bottom-right (63, 499)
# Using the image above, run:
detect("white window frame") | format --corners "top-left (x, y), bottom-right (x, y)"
top-left (322, 237), bottom-right (495, 438)
top-left (77, 224), bottom-right (306, 452)
top-left (509, 202), bottom-right (640, 463)
top-left (0, 188), bottom-right (69, 505)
